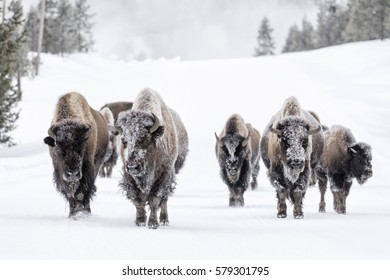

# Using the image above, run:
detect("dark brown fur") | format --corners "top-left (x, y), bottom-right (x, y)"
top-left (260, 97), bottom-right (324, 219)
top-left (215, 114), bottom-right (261, 207)
top-left (117, 88), bottom-right (188, 229)
top-left (316, 125), bottom-right (373, 214)
top-left (44, 92), bottom-right (109, 219)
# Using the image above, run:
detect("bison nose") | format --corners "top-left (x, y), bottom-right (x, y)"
top-left (126, 163), bottom-right (141, 175)
top-left (64, 169), bottom-right (81, 182)
top-left (290, 159), bottom-right (303, 168)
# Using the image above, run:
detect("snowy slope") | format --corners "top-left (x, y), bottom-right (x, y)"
top-left (0, 40), bottom-right (390, 259)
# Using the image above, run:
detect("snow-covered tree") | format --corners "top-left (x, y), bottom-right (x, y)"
top-left (24, 6), bottom-right (40, 52)
top-left (73, 0), bottom-right (94, 52)
top-left (0, 0), bottom-right (25, 146)
top-left (282, 24), bottom-right (300, 53)
top-left (56, 0), bottom-right (75, 55)
top-left (344, 0), bottom-right (390, 42)
top-left (254, 17), bottom-right (275, 56)
top-left (282, 18), bottom-right (316, 53)
top-left (316, 0), bottom-right (349, 48)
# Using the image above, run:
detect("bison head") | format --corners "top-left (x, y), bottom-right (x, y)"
top-left (348, 142), bottom-right (373, 184)
top-left (44, 121), bottom-right (91, 185)
top-left (116, 110), bottom-right (164, 178)
top-left (215, 132), bottom-right (249, 184)
top-left (270, 116), bottom-right (320, 183)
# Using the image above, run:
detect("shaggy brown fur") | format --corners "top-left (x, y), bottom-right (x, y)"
top-left (117, 88), bottom-right (188, 229)
top-left (44, 92), bottom-right (109, 219)
top-left (215, 114), bottom-right (261, 207)
top-left (260, 96), bottom-right (324, 219)
top-left (316, 125), bottom-right (373, 214)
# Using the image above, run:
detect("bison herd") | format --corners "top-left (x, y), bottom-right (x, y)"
top-left (44, 90), bottom-right (373, 228)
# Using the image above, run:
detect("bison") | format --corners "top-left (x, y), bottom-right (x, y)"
top-left (316, 125), bottom-right (373, 214)
top-left (99, 107), bottom-right (118, 177)
top-left (99, 102), bottom-right (133, 176)
top-left (101, 101), bottom-right (133, 119)
top-left (116, 88), bottom-right (188, 229)
top-left (215, 114), bottom-right (261, 207)
top-left (43, 92), bottom-right (109, 219)
top-left (260, 96), bottom-right (323, 219)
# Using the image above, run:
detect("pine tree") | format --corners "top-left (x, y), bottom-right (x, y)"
top-left (42, 0), bottom-right (59, 53)
top-left (24, 6), bottom-right (40, 52)
top-left (282, 24), bottom-right (301, 53)
top-left (56, 0), bottom-right (75, 55)
top-left (254, 17), bottom-right (275, 56)
top-left (344, 0), bottom-right (390, 42)
top-left (73, 0), bottom-right (94, 52)
top-left (300, 17), bottom-right (316, 51)
top-left (0, 0), bottom-right (25, 146)
top-left (316, 0), bottom-right (349, 48)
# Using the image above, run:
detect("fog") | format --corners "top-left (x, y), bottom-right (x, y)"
top-left (22, 0), bottom-right (318, 60)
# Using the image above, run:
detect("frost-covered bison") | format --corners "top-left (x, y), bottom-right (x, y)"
top-left (260, 96), bottom-right (323, 219)
top-left (99, 102), bottom-right (133, 175)
top-left (43, 92), bottom-right (109, 219)
top-left (116, 88), bottom-right (188, 229)
top-left (215, 114), bottom-right (261, 207)
top-left (316, 125), bottom-right (373, 214)
top-left (99, 107), bottom-right (118, 177)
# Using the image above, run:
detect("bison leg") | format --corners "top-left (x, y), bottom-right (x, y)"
top-left (251, 161), bottom-right (260, 190)
top-left (159, 197), bottom-right (169, 226)
top-left (293, 190), bottom-right (304, 219)
top-left (106, 163), bottom-right (113, 177)
top-left (276, 189), bottom-right (287, 218)
top-left (229, 187), bottom-right (244, 207)
top-left (134, 202), bottom-right (147, 226)
top-left (317, 169), bottom-right (328, 213)
top-left (99, 164), bottom-right (106, 178)
top-left (148, 196), bottom-right (161, 229)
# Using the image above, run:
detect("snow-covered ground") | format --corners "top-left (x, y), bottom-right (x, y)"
top-left (1, 40), bottom-right (390, 260)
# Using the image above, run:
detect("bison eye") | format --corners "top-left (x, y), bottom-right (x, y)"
top-left (121, 139), bottom-right (128, 148)
top-left (302, 139), bottom-right (308, 148)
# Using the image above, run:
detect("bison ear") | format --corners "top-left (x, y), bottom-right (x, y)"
top-left (152, 125), bottom-right (164, 140)
top-left (82, 125), bottom-right (92, 139)
top-left (348, 144), bottom-right (360, 155)
top-left (116, 112), bottom-right (128, 129)
top-left (269, 124), bottom-right (282, 137)
top-left (44, 136), bottom-right (56, 147)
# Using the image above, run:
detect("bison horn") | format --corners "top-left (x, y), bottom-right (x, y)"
top-left (242, 132), bottom-right (250, 147)
top-left (308, 125), bottom-right (321, 135)
top-left (215, 132), bottom-right (223, 147)
top-left (269, 124), bottom-right (282, 136)
top-left (149, 113), bottom-right (161, 133)
top-left (48, 125), bottom-right (56, 140)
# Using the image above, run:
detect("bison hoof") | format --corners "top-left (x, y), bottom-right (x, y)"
top-left (319, 202), bottom-right (326, 213)
top-left (277, 213), bottom-right (287, 218)
top-left (148, 221), bottom-right (159, 229)
top-left (135, 220), bottom-right (146, 227)
top-left (69, 210), bottom-right (90, 220)
top-left (160, 219), bottom-right (169, 226)
top-left (251, 182), bottom-right (258, 191)
top-left (294, 214), bottom-right (304, 219)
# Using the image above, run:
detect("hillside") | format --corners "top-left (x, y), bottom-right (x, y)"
top-left (0, 40), bottom-right (389, 261)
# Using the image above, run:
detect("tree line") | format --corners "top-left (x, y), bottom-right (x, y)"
top-left (0, 0), bottom-right (94, 147)
top-left (255, 0), bottom-right (390, 56)
top-left (25, 0), bottom-right (94, 56)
